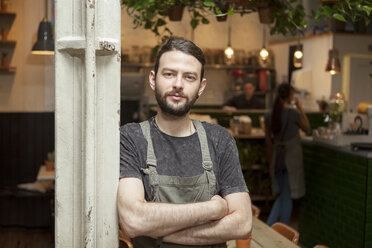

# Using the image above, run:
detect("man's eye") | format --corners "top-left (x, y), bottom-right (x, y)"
top-left (185, 75), bottom-right (196, 81)
top-left (164, 72), bottom-right (173, 78)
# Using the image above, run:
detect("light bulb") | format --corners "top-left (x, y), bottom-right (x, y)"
top-left (329, 70), bottom-right (336, 75)
top-left (294, 50), bottom-right (303, 59)
top-left (259, 47), bottom-right (269, 60)
top-left (224, 46), bottom-right (234, 59)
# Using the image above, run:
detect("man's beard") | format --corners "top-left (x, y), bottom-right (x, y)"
top-left (155, 86), bottom-right (199, 117)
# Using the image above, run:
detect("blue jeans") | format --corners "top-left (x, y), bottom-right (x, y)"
top-left (266, 169), bottom-right (293, 226)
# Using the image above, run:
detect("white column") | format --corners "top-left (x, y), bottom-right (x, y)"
top-left (55, 0), bottom-right (121, 247)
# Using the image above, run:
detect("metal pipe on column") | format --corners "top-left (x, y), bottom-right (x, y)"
top-left (84, 0), bottom-right (97, 247)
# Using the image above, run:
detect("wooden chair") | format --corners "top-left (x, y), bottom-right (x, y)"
top-left (119, 222), bottom-right (133, 248)
top-left (251, 204), bottom-right (260, 218)
top-left (271, 222), bottom-right (299, 244)
top-left (235, 204), bottom-right (260, 248)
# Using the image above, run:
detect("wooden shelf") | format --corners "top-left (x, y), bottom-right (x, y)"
top-left (0, 40), bottom-right (16, 46)
top-left (0, 66), bottom-right (16, 73)
top-left (0, 12), bottom-right (16, 17)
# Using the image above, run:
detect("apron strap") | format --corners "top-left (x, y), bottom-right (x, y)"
top-left (140, 120), bottom-right (159, 198)
top-left (192, 120), bottom-right (216, 197)
top-left (193, 120), bottom-right (212, 170)
top-left (140, 121), bottom-right (157, 167)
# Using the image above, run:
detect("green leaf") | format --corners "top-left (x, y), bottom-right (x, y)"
top-left (361, 5), bottom-right (372, 15)
top-left (333, 13), bottom-right (346, 22)
top-left (227, 7), bottom-right (234, 16)
top-left (201, 17), bottom-right (210, 24)
top-left (144, 21), bottom-right (153, 29)
top-left (322, 5), bottom-right (332, 18)
top-left (215, 7), bottom-right (222, 15)
top-left (314, 10), bottom-right (322, 21)
top-left (190, 19), bottom-right (199, 29)
top-left (156, 18), bottom-right (166, 26)
top-left (300, 20), bottom-right (308, 29)
top-left (203, 0), bottom-right (215, 7)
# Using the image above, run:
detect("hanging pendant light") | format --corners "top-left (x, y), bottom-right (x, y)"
top-left (259, 47), bottom-right (269, 60)
top-left (325, 25), bottom-right (340, 75)
top-left (259, 25), bottom-right (269, 61)
top-left (32, 0), bottom-right (54, 55)
top-left (325, 49), bottom-right (341, 75)
top-left (224, 22), bottom-right (234, 59)
top-left (293, 42), bottom-right (303, 68)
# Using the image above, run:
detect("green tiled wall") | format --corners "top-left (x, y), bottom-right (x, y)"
top-left (299, 143), bottom-right (371, 248)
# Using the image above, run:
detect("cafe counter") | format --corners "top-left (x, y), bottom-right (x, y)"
top-left (299, 137), bottom-right (372, 248)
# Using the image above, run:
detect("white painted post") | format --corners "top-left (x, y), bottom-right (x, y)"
top-left (55, 0), bottom-right (121, 247)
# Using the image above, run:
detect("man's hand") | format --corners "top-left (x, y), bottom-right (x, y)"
top-left (163, 192), bottom-right (252, 245)
top-left (210, 195), bottom-right (228, 220)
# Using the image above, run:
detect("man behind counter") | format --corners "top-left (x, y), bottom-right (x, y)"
top-left (222, 79), bottom-right (265, 111)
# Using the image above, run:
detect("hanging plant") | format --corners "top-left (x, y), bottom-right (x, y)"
top-left (121, 0), bottom-right (371, 54)
top-left (314, 0), bottom-right (372, 26)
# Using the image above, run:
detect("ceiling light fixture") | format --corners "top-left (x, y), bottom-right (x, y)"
top-left (293, 41), bottom-right (303, 68)
top-left (32, 0), bottom-right (54, 55)
top-left (325, 24), bottom-right (340, 75)
top-left (224, 20), bottom-right (234, 60)
top-left (325, 49), bottom-right (341, 75)
top-left (259, 25), bottom-right (269, 61)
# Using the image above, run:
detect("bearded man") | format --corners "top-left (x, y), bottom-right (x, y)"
top-left (118, 37), bottom-right (252, 248)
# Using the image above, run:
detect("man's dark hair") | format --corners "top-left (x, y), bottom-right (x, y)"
top-left (154, 36), bottom-right (206, 81)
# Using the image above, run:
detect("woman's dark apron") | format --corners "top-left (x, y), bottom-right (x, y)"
top-left (271, 135), bottom-right (305, 199)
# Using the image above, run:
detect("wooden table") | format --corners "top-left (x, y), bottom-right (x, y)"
top-left (250, 217), bottom-right (299, 248)
top-left (37, 165), bottom-right (55, 181)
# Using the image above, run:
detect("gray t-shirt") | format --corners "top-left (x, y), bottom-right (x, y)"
top-left (120, 117), bottom-right (248, 201)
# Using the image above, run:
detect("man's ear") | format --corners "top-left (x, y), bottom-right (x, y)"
top-left (149, 70), bottom-right (156, 91)
top-left (198, 78), bottom-right (207, 98)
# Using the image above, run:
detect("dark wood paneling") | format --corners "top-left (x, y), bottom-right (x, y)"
top-left (0, 112), bottom-right (54, 228)
top-left (0, 113), bottom-right (54, 187)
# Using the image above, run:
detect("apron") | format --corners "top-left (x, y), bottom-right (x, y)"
top-left (132, 120), bottom-right (227, 248)
top-left (270, 135), bottom-right (305, 199)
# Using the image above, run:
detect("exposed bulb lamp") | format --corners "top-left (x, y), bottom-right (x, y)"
top-left (259, 25), bottom-right (269, 60)
top-left (224, 22), bottom-right (234, 59)
top-left (259, 47), bottom-right (269, 60)
top-left (224, 46), bottom-right (234, 59)
top-left (293, 42), bottom-right (303, 68)
top-left (32, 0), bottom-right (54, 55)
top-left (294, 50), bottom-right (303, 59)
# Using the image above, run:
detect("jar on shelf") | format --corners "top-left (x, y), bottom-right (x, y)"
top-left (1, 52), bottom-right (8, 68)
top-left (1, 28), bottom-right (8, 41)
top-left (1, 0), bottom-right (7, 12)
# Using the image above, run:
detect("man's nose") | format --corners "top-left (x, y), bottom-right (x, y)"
top-left (173, 75), bottom-right (184, 89)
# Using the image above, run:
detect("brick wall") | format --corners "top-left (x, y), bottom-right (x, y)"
top-left (299, 142), bottom-right (371, 248)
